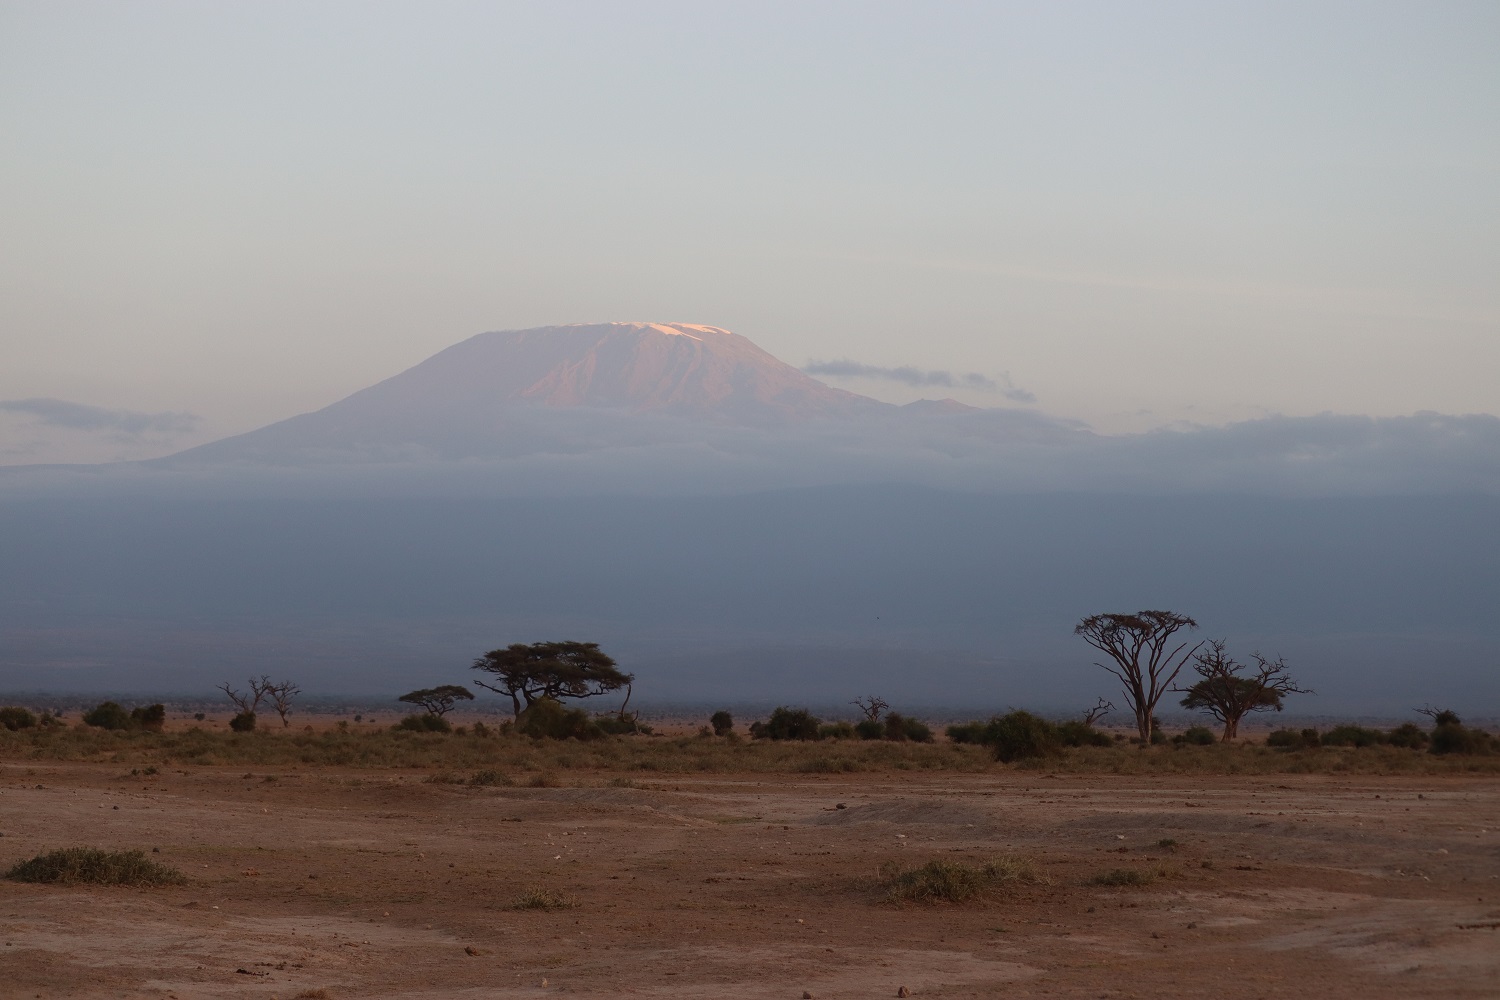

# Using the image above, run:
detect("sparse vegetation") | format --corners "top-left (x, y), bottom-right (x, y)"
top-left (882, 856), bottom-right (1048, 904)
top-left (396, 713), bottom-right (452, 733)
top-left (511, 886), bottom-right (576, 910)
top-left (1089, 867), bottom-right (1156, 887)
top-left (6, 847), bottom-right (185, 887)
top-left (750, 706), bottom-right (822, 741)
top-left (83, 701), bottom-right (134, 730)
top-left (0, 706), bottom-right (38, 731)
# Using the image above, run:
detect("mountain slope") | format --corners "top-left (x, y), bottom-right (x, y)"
top-left (168, 323), bottom-right (888, 464)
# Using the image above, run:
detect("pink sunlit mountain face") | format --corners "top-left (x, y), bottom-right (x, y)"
top-left (167, 323), bottom-right (893, 464)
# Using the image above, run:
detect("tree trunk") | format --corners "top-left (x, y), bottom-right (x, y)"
top-left (1223, 717), bottom-right (1239, 742)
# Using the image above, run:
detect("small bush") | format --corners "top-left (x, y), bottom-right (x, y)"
top-left (396, 713), bottom-right (451, 732)
top-left (1267, 728), bottom-right (1319, 749)
top-left (0, 706), bottom-right (38, 731)
top-left (516, 699), bottom-right (601, 741)
top-left (1089, 867), bottom-right (1155, 887)
top-left (594, 715), bottom-right (653, 735)
top-left (130, 704), bottom-right (166, 733)
top-left (883, 856), bottom-right (1048, 904)
top-left (900, 717), bottom-right (935, 743)
top-left (749, 707), bottom-right (822, 741)
top-left (855, 718), bottom-right (885, 740)
top-left (1386, 722), bottom-right (1429, 749)
top-left (467, 769), bottom-right (511, 787)
top-left (990, 710), bottom-right (1058, 763)
top-left (710, 710), bottom-right (734, 736)
top-left (83, 701), bottom-right (133, 730)
top-left (819, 721), bottom-right (857, 740)
top-left (510, 887), bottom-right (576, 910)
top-left (229, 711), bottom-right (257, 732)
top-left (1322, 725), bottom-right (1386, 748)
top-left (1431, 722), bottom-right (1493, 756)
top-left (6, 847), bottom-right (185, 887)
top-left (945, 721), bottom-right (989, 744)
top-left (1054, 720), bottom-right (1112, 748)
top-left (1174, 726), bottom-right (1216, 746)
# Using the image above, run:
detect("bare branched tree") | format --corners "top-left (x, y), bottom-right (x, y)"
top-left (217, 682), bottom-right (250, 714)
top-left (1075, 610), bottom-right (1201, 743)
top-left (1177, 640), bottom-right (1311, 741)
top-left (218, 676), bottom-right (275, 718)
top-left (851, 696), bottom-right (889, 723)
top-left (1082, 697), bottom-right (1114, 727)
top-left (267, 680), bottom-right (301, 728)
top-left (1416, 705), bottom-right (1461, 726)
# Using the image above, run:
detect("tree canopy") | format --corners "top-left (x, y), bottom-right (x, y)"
top-left (1075, 610), bottom-right (1201, 742)
top-left (470, 641), bottom-right (631, 719)
top-left (398, 684), bottom-right (475, 718)
top-left (1179, 639), bottom-right (1309, 741)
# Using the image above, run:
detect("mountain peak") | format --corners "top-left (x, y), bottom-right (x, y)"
top-left (167, 322), bottom-right (888, 464)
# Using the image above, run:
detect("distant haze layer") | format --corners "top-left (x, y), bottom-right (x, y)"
top-left (0, 323), bottom-right (1495, 715)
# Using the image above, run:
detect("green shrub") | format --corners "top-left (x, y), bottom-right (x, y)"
top-left (1174, 726), bottom-right (1216, 746)
top-left (130, 704), bottom-right (166, 733)
top-left (0, 706), bottom-right (37, 731)
top-left (6, 847), bottom-right (185, 887)
top-left (819, 721), bottom-right (857, 739)
top-left (1386, 722), bottom-right (1429, 749)
top-left (229, 711), bottom-right (257, 732)
top-left (945, 721), bottom-right (989, 744)
top-left (749, 707), bottom-right (822, 741)
top-left (1268, 728), bottom-right (1321, 748)
top-left (900, 717), bottom-right (935, 743)
top-left (396, 713), bottom-right (452, 732)
top-left (83, 701), bottom-right (133, 730)
top-left (710, 710), bottom-right (734, 736)
top-left (883, 856), bottom-right (1048, 903)
top-left (1322, 725), bottom-right (1386, 748)
top-left (1054, 720), bottom-right (1112, 748)
top-left (990, 710), bottom-right (1059, 763)
top-left (467, 769), bottom-right (511, 786)
top-left (516, 699), bottom-right (601, 741)
top-left (1430, 722), bottom-right (1492, 756)
top-left (855, 718), bottom-right (885, 740)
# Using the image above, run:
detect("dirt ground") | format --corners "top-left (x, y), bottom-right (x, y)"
top-left (1, 760), bottom-right (1497, 999)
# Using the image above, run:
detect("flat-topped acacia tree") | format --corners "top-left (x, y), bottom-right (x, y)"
top-left (471, 641), bottom-right (632, 720)
top-left (397, 685), bottom-right (475, 718)
top-left (1075, 610), bottom-right (1202, 743)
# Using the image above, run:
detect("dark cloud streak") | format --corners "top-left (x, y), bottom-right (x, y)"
top-left (0, 397), bottom-right (199, 436)
top-left (803, 358), bottom-right (1036, 403)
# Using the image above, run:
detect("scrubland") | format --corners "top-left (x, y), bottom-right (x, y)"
top-left (2, 720), bottom-right (1498, 998)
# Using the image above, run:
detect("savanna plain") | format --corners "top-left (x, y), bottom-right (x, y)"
top-left (2, 719), bottom-right (1498, 1000)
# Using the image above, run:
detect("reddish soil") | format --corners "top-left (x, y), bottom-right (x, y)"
top-left (1, 762), bottom-right (1496, 999)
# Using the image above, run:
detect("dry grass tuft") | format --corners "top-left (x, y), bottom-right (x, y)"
top-left (882, 856), bottom-right (1049, 904)
top-left (1088, 867), bottom-right (1156, 887)
top-left (6, 847), bottom-right (186, 887)
top-left (511, 886), bottom-right (577, 910)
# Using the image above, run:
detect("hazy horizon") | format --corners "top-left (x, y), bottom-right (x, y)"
top-left (3, 3), bottom-right (1498, 464)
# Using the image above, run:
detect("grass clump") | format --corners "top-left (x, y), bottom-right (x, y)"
top-left (510, 886), bottom-right (577, 910)
top-left (1089, 867), bottom-right (1156, 887)
top-left (883, 856), bottom-right (1048, 904)
top-left (6, 847), bottom-right (185, 887)
top-left (467, 768), bottom-right (511, 787)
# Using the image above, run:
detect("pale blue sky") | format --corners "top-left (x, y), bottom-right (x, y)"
top-left (2, 1), bottom-right (1497, 462)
